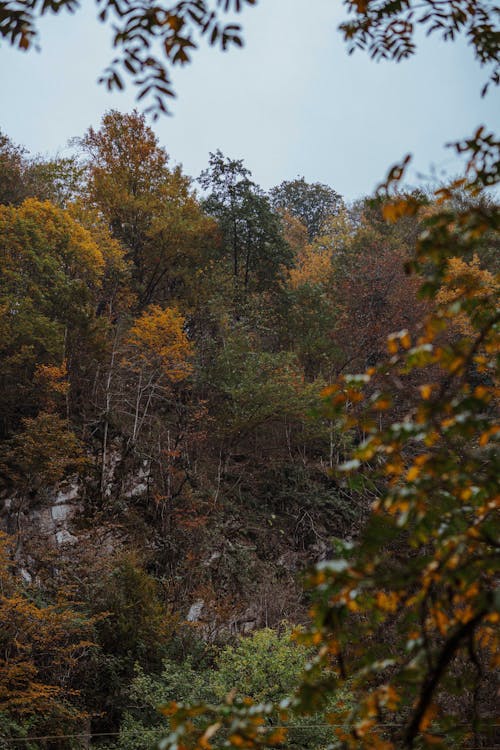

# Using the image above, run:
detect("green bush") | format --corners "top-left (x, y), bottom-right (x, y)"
top-left (112, 628), bottom-right (349, 750)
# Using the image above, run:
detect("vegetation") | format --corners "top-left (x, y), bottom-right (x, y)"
top-left (112, 629), bottom-right (339, 750)
top-left (0, 2), bottom-right (498, 749)
top-left (153, 137), bottom-right (500, 750)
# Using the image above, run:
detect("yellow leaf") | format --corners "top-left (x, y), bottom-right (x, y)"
top-left (406, 466), bottom-right (419, 482)
top-left (479, 425), bottom-right (499, 446)
top-left (400, 331), bottom-right (411, 349)
top-left (387, 335), bottom-right (399, 354)
top-left (420, 384), bottom-right (433, 400)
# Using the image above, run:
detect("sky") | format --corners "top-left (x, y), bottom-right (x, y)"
top-left (0, 0), bottom-right (498, 201)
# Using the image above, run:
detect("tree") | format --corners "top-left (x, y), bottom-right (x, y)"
top-left (1, 1), bottom-right (498, 746)
top-left (0, 130), bottom-right (84, 207)
top-left (270, 178), bottom-right (343, 241)
top-left (0, 411), bottom-right (84, 494)
top-left (295, 156), bottom-right (499, 748)
top-left (79, 110), bottom-right (216, 309)
top-left (0, 532), bottom-right (96, 742)
top-left (88, 553), bottom-right (176, 733)
top-left (0, 399), bottom-right (86, 559)
top-left (200, 150), bottom-right (293, 298)
top-left (435, 254), bottom-right (497, 338)
top-left (207, 325), bottom-right (320, 444)
top-left (118, 304), bottom-right (194, 449)
top-left (112, 629), bottom-right (342, 750)
top-left (279, 238), bottom-right (340, 379)
top-left (329, 196), bottom-right (429, 374)
top-left (0, 130), bottom-right (26, 205)
top-left (0, 198), bottom-right (105, 436)
top-left (158, 134), bottom-right (499, 750)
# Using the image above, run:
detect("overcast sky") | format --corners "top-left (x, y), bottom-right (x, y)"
top-left (0, 0), bottom-right (498, 200)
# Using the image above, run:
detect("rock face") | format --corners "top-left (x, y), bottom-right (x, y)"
top-left (0, 447), bottom-right (153, 561)
top-left (187, 599), bottom-right (205, 622)
top-left (0, 477), bottom-right (82, 556)
top-left (122, 461), bottom-right (151, 499)
top-left (0, 447), bottom-right (319, 635)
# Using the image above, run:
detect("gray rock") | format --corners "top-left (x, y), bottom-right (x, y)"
top-left (55, 529), bottom-right (77, 545)
top-left (51, 504), bottom-right (72, 522)
top-left (187, 599), bottom-right (204, 622)
top-left (20, 567), bottom-right (32, 584)
top-left (54, 481), bottom-right (79, 504)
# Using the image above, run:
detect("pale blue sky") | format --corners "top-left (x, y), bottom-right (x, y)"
top-left (0, 0), bottom-right (498, 200)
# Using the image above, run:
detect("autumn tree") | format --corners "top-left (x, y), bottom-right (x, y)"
top-left (0, 2), bottom-right (498, 745)
top-left (0, 198), bottom-right (105, 436)
top-left (294, 153), bottom-right (499, 749)
top-left (0, 532), bottom-right (96, 743)
top-left (158, 134), bottom-right (499, 750)
top-left (0, 130), bottom-right (26, 205)
top-left (436, 254), bottom-right (497, 338)
top-left (78, 110), bottom-right (216, 310)
top-left (329, 196), bottom-right (429, 375)
top-left (118, 304), bottom-right (194, 450)
top-left (67, 200), bottom-right (135, 322)
top-left (0, 411), bottom-right (84, 496)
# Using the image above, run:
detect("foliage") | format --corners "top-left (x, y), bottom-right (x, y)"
top-left (287, 242), bottom-right (333, 291)
top-left (329, 195), bottom-right (428, 374)
top-left (109, 657), bottom-right (213, 750)
top-left (92, 554), bottom-right (173, 671)
top-left (79, 110), bottom-right (216, 309)
top-left (0, 2), bottom-right (498, 741)
top-left (0, 411), bottom-right (85, 493)
top-left (270, 178), bottom-right (343, 242)
top-left (341, 0), bottom-right (499, 95)
top-left (0, 198), bottom-right (106, 435)
top-left (295, 158), bottom-right (499, 750)
top-left (280, 237), bottom-right (340, 378)
top-left (200, 151), bottom-right (293, 299)
top-left (157, 135), bottom-right (499, 750)
top-left (109, 304), bottom-right (194, 449)
top-left (83, 553), bottom-right (177, 735)
top-left (0, 532), bottom-right (96, 740)
top-left (0, 130), bottom-right (28, 206)
top-left (435, 254), bottom-right (497, 337)
top-left (0, 0), bottom-right (257, 116)
top-left (111, 629), bottom-right (342, 750)
top-left (125, 305), bottom-right (193, 381)
top-left (211, 628), bottom-right (309, 704)
top-left (207, 326), bottom-right (321, 443)
top-left (67, 200), bottom-right (135, 320)
top-left (0, 130), bottom-right (83, 207)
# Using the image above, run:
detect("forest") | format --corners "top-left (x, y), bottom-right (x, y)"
top-left (0, 1), bottom-right (499, 749)
top-left (0, 109), bottom-right (498, 749)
